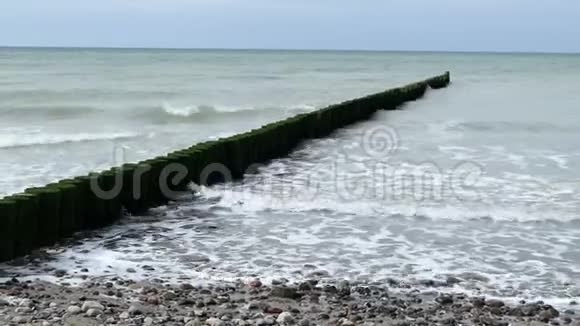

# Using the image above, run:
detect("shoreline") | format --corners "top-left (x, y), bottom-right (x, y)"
top-left (1, 234), bottom-right (579, 325)
top-left (1, 276), bottom-right (576, 326)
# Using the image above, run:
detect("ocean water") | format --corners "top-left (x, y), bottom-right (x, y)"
top-left (1, 48), bottom-right (580, 307)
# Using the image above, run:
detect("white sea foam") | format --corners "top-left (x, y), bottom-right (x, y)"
top-left (160, 103), bottom-right (316, 118)
top-left (162, 103), bottom-right (202, 116)
top-left (546, 154), bottom-right (570, 169)
top-left (3, 193), bottom-right (579, 310)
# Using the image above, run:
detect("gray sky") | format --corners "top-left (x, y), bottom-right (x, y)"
top-left (0, 0), bottom-right (577, 53)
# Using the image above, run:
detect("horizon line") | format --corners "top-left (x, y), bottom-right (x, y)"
top-left (0, 45), bottom-right (578, 56)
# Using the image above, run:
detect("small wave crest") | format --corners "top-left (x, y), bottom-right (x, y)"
top-left (153, 103), bottom-right (316, 120)
top-left (0, 105), bottom-right (104, 119)
top-left (162, 103), bottom-right (202, 117)
top-left (445, 120), bottom-right (579, 133)
top-left (0, 131), bottom-right (140, 149)
top-left (161, 103), bottom-right (259, 117)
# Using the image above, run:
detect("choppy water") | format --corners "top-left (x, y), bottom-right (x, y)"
top-left (1, 48), bottom-right (580, 308)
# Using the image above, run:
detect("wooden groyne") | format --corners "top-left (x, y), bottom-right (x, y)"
top-left (0, 72), bottom-right (451, 262)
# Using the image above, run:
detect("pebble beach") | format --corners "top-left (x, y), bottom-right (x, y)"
top-left (1, 274), bottom-right (577, 326)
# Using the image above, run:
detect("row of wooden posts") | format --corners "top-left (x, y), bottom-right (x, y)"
top-left (0, 72), bottom-right (451, 262)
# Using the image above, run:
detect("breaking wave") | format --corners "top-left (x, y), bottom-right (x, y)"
top-left (157, 103), bottom-right (316, 120)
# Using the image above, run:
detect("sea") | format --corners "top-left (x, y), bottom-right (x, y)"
top-left (1, 48), bottom-right (580, 308)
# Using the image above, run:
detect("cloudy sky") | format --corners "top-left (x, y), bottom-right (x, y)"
top-left (0, 0), bottom-right (577, 52)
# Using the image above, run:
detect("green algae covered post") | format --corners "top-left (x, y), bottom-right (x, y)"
top-left (223, 136), bottom-right (245, 179)
top-left (146, 158), bottom-right (172, 205)
top-left (124, 162), bottom-right (153, 215)
top-left (165, 152), bottom-right (193, 190)
top-left (426, 71), bottom-right (451, 89)
top-left (48, 182), bottom-right (78, 238)
top-left (26, 187), bottom-right (61, 246)
top-left (137, 160), bottom-right (159, 207)
top-left (82, 174), bottom-right (107, 229)
top-left (59, 177), bottom-right (89, 231)
top-left (119, 163), bottom-right (138, 214)
top-left (193, 142), bottom-right (224, 186)
top-left (98, 169), bottom-right (123, 224)
top-left (182, 148), bottom-right (203, 185)
top-left (0, 199), bottom-right (18, 262)
top-left (7, 193), bottom-right (40, 256)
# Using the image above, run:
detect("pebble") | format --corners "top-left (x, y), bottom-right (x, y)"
top-left (185, 319), bottom-right (203, 326)
top-left (193, 309), bottom-right (207, 317)
top-left (266, 306), bottom-right (283, 314)
top-left (81, 301), bottom-right (104, 312)
top-left (539, 307), bottom-right (560, 322)
top-left (66, 305), bottom-right (82, 314)
top-left (520, 303), bottom-right (541, 316)
top-left (142, 265), bottom-right (155, 271)
top-left (271, 286), bottom-right (301, 299)
top-left (11, 316), bottom-right (28, 324)
top-left (128, 304), bottom-right (144, 315)
top-left (249, 279), bottom-right (263, 288)
top-left (337, 280), bottom-right (351, 295)
top-left (480, 316), bottom-right (508, 326)
top-left (14, 307), bottom-right (32, 313)
top-left (179, 298), bottom-right (196, 306)
top-left (206, 317), bottom-right (225, 326)
top-left (233, 319), bottom-right (247, 326)
top-left (473, 297), bottom-right (486, 308)
top-left (256, 317), bottom-right (275, 326)
top-left (486, 299), bottom-right (505, 308)
top-left (205, 298), bottom-right (217, 306)
top-left (298, 282), bottom-right (313, 292)
top-left (339, 318), bottom-right (355, 326)
top-left (277, 312), bottom-right (295, 325)
top-left (435, 294), bottom-right (453, 305)
top-left (147, 295), bottom-right (161, 305)
top-left (164, 291), bottom-right (177, 300)
top-left (86, 308), bottom-right (102, 317)
top-left (180, 283), bottom-right (195, 290)
top-left (54, 269), bottom-right (67, 277)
